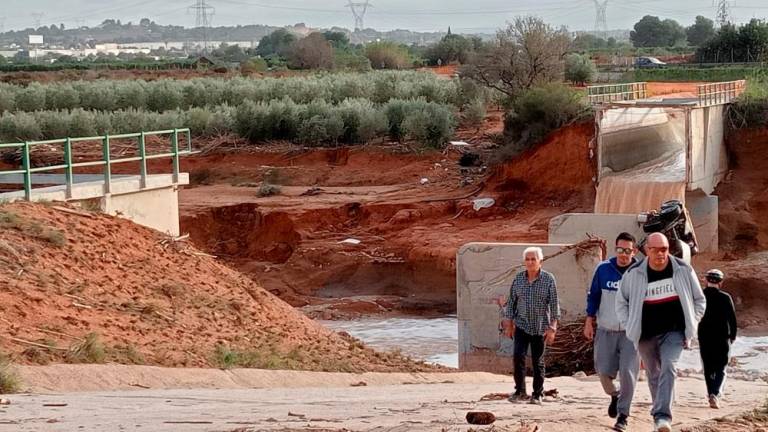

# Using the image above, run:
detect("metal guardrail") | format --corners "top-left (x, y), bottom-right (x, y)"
top-left (697, 80), bottom-right (746, 107)
top-left (0, 128), bottom-right (193, 201)
top-left (587, 82), bottom-right (648, 104)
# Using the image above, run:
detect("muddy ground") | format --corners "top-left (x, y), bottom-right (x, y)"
top-left (3, 366), bottom-right (766, 431)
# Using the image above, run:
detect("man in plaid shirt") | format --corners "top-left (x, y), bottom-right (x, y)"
top-left (502, 246), bottom-right (561, 405)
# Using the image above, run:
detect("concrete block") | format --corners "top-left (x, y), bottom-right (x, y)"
top-left (456, 242), bottom-right (602, 372)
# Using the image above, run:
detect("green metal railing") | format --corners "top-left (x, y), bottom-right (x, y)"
top-left (587, 82), bottom-right (649, 104)
top-left (0, 128), bottom-right (193, 200)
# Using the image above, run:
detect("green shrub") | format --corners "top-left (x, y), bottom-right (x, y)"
top-left (109, 109), bottom-right (149, 134)
top-left (383, 99), bottom-right (410, 141)
top-left (462, 98), bottom-right (487, 129)
top-left (146, 81), bottom-right (183, 112)
top-left (365, 42), bottom-right (412, 69)
top-left (338, 99), bottom-right (387, 143)
top-left (502, 83), bottom-right (592, 156)
top-left (234, 100), bottom-right (271, 142)
top-left (730, 78), bottom-right (768, 127)
top-left (68, 109), bottom-right (97, 137)
top-left (92, 112), bottom-right (113, 135)
top-left (45, 84), bottom-right (80, 110)
top-left (15, 83), bottom-right (46, 111)
top-left (297, 114), bottom-right (344, 146)
top-left (75, 82), bottom-right (115, 111)
top-left (403, 102), bottom-right (456, 148)
top-left (0, 112), bottom-right (42, 141)
top-left (114, 81), bottom-right (147, 110)
top-left (241, 57), bottom-right (268, 74)
top-left (564, 53), bottom-right (597, 84)
top-left (0, 85), bottom-right (16, 112)
top-left (38, 111), bottom-right (70, 139)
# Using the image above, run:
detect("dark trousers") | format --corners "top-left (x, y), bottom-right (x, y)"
top-left (704, 367), bottom-right (727, 396)
top-left (513, 327), bottom-right (546, 397)
top-left (701, 340), bottom-right (730, 396)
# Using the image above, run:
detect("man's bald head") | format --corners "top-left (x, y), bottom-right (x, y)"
top-left (646, 232), bottom-right (670, 271)
top-left (646, 233), bottom-right (669, 248)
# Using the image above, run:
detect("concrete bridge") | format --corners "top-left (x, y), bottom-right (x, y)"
top-left (0, 129), bottom-right (192, 236)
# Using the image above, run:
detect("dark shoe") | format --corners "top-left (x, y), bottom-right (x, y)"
top-left (613, 414), bottom-right (628, 431)
top-left (608, 394), bottom-right (618, 418)
top-left (529, 395), bottom-right (543, 405)
top-left (507, 392), bottom-right (529, 402)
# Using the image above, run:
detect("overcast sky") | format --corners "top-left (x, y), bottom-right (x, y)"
top-left (1, 0), bottom-right (767, 34)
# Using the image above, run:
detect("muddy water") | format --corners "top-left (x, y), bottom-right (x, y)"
top-left (681, 336), bottom-right (768, 380)
top-left (320, 317), bottom-right (768, 376)
top-left (318, 316), bottom-right (459, 368)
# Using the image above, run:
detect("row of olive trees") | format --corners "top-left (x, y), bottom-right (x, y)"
top-left (0, 98), bottom-right (457, 148)
top-left (0, 71), bottom-right (469, 113)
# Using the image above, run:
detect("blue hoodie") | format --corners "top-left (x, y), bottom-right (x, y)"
top-left (586, 256), bottom-right (637, 331)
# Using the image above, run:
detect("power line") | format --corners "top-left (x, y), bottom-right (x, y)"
top-left (189, 0), bottom-right (215, 53)
top-left (346, 1), bottom-right (371, 31)
top-left (31, 12), bottom-right (45, 29)
top-left (594, 0), bottom-right (608, 34)
top-left (715, 0), bottom-right (731, 26)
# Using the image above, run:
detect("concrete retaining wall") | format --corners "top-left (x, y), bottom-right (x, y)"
top-left (456, 242), bottom-right (603, 373)
top-left (99, 185), bottom-right (181, 236)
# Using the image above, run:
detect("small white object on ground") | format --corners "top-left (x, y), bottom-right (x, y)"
top-left (472, 198), bottom-right (495, 211)
top-left (338, 238), bottom-right (362, 245)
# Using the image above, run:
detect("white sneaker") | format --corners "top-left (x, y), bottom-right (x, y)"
top-left (709, 394), bottom-right (720, 409)
top-left (655, 418), bottom-right (672, 432)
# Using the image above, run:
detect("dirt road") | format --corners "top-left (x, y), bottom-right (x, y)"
top-left (3, 369), bottom-right (766, 431)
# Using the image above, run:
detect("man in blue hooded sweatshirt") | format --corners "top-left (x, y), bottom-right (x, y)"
top-left (584, 232), bottom-right (640, 432)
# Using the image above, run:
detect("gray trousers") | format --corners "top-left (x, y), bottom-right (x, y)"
top-left (638, 331), bottom-right (685, 422)
top-left (594, 328), bottom-right (640, 416)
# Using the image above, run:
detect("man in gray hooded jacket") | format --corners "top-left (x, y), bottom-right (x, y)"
top-left (616, 233), bottom-right (706, 432)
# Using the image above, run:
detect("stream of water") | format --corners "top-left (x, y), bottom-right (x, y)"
top-left (319, 316), bottom-right (768, 377)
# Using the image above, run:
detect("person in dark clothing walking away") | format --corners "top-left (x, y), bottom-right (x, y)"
top-left (584, 232), bottom-right (640, 431)
top-left (502, 246), bottom-right (560, 405)
top-left (697, 269), bottom-right (737, 409)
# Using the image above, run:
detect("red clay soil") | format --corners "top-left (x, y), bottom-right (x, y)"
top-left (646, 82), bottom-right (701, 97)
top-left (486, 121), bottom-right (596, 203)
top-left (179, 123), bottom-right (596, 318)
top-left (0, 201), bottom-right (439, 372)
top-left (691, 127), bottom-right (768, 332)
top-left (716, 127), bottom-right (768, 254)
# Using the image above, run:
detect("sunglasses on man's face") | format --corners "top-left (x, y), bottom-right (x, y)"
top-left (615, 247), bottom-right (634, 255)
top-left (647, 246), bottom-right (669, 253)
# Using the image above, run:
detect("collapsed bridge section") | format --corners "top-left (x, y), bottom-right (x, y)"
top-left (585, 81), bottom-right (745, 252)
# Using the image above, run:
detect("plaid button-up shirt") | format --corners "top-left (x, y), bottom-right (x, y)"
top-left (505, 269), bottom-right (561, 336)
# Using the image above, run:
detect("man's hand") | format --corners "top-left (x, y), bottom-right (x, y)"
top-left (583, 317), bottom-right (595, 341)
top-left (545, 328), bottom-right (556, 345)
top-left (502, 319), bottom-right (515, 338)
top-left (683, 338), bottom-right (691, 349)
